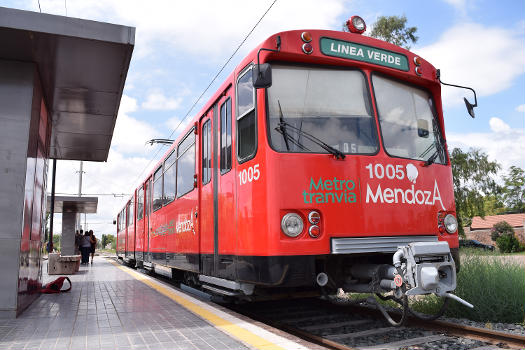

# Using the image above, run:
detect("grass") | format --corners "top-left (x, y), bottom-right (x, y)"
top-left (460, 247), bottom-right (525, 256)
top-left (411, 255), bottom-right (525, 323)
top-left (345, 255), bottom-right (525, 324)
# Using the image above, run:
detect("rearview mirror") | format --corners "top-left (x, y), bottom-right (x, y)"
top-left (417, 119), bottom-right (429, 138)
top-left (252, 63), bottom-right (272, 89)
top-left (464, 98), bottom-right (476, 118)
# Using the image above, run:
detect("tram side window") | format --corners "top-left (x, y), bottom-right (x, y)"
top-left (126, 204), bottom-right (129, 227)
top-left (163, 151), bottom-right (176, 205)
top-left (145, 179), bottom-right (151, 217)
top-left (202, 120), bottom-right (211, 184)
top-left (153, 166), bottom-right (163, 211)
top-left (220, 98), bottom-right (232, 173)
top-left (237, 67), bottom-right (256, 161)
top-left (177, 131), bottom-right (196, 197)
top-left (129, 198), bottom-right (135, 226)
top-left (137, 187), bottom-right (144, 221)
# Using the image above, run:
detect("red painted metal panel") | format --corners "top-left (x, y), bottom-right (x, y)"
top-left (117, 29), bottom-right (459, 275)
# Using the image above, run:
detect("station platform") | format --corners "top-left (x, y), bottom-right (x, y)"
top-left (0, 257), bottom-right (317, 350)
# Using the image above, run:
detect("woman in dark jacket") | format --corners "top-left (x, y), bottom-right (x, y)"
top-left (80, 231), bottom-right (91, 264)
top-left (89, 230), bottom-right (97, 264)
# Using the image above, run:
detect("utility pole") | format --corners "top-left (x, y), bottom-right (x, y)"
top-left (78, 161), bottom-right (84, 197)
top-left (77, 161), bottom-right (85, 231)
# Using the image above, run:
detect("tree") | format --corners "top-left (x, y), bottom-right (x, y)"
top-left (369, 15), bottom-right (418, 49)
top-left (450, 148), bottom-right (501, 236)
top-left (502, 166), bottom-right (525, 213)
top-left (101, 234), bottom-right (116, 250)
top-left (483, 194), bottom-right (506, 216)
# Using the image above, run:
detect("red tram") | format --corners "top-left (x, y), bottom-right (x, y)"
top-left (116, 16), bottom-right (474, 320)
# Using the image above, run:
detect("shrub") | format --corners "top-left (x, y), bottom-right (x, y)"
top-left (490, 221), bottom-right (514, 241)
top-left (496, 234), bottom-right (521, 253)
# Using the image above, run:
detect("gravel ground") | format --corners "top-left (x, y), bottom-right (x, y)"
top-left (402, 337), bottom-right (490, 350)
top-left (332, 294), bottom-right (525, 337)
top-left (439, 315), bottom-right (525, 336)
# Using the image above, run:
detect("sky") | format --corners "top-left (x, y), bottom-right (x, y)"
top-left (1, 0), bottom-right (524, 239)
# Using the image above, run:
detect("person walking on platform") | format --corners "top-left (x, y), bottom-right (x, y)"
top-left (74, 230), bottom-right (82, 255)
top-left (89, 230), bottom-right (97, 264)
top-left (80, 231), bottom-right (91, 265)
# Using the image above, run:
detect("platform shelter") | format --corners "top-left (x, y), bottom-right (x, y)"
top-left (0, 6), bottom-right (134, 317)
top-left (47, 196), bottom-right (98, 255)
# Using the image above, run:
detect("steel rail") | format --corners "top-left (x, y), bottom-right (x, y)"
top-left (113, 260), bottom-right (525, 350)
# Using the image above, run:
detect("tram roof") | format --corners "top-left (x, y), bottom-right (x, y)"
top-left (0, 6), bottom-right (134, 162)
top-left (47, 196), bottom-right (98, 214)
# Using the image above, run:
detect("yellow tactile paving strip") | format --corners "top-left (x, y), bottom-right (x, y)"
top-left (112, 260), bottom-right (287, 350)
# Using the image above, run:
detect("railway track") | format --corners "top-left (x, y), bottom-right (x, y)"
top-left (118, 259), bottom-right (525, 350)
top-left (228, 298), bottom-right (525, 350)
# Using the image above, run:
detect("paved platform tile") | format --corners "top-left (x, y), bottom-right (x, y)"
top-left (0, 257), bottom-right (253, 350)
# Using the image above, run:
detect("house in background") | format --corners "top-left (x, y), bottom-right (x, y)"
top-left (464, 213), bottom-right (525, 246)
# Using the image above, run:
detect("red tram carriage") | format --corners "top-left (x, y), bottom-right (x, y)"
top-left (116, 16), bottom-right (474, 321)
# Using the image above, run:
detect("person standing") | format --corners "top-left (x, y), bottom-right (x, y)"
top-left (89, 230), bottom-right (97, 264)
top-left (74, 230), bottom-right (82, 255)
top-left (80, 231), bottom-right (91, 265)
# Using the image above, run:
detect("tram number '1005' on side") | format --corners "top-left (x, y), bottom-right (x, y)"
top-left (365, 163), bottom-right (405, 180)
top-left (238, 164), bottom-right (260, 186)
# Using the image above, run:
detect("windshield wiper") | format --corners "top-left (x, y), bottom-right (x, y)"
top-left (277, 100), bottom-right (290, 151)
top-left (423, 150), bottom-right (439, 166)
top-left (421, 121), bottom-right (446, 167)
top-left (275, 119), bottom-right (346, 159)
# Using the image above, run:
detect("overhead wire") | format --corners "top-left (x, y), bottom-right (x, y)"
top-left (50, 192), bottom-right (130, 197)
top-left (127, 0), bottom-right (278, 190)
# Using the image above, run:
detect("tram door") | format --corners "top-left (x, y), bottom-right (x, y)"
top-left (216, 91), bottom-right (236, 279)
top-left (199, 109), bottom-right (214, 275)
top-left (198, 88), bottom-right (235, 278)
top-left (144, 177), bottom-right (152, 263)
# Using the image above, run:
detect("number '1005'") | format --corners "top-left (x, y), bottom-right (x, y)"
top-left (239, 164), bottom-right (260, 185)
top-left (365, 163), bottom-right (405, 180)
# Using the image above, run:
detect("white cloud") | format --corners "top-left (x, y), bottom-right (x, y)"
top-left (447, 117), bottom-right (525, 171)
top-left (34, 0), bottom-right (346, 59)
top-left (416, 23), bottom-right (525, 107)
top-left (489, 117), bottom-right (511, 133)
top-left (112, 95), bottom-right (159, 154)
top-left (516, 104), bottom-right (525, 112)
top-left (442, 0), bottom-right (468, 14)
top-left (142, 91), bottom-right (182, 110)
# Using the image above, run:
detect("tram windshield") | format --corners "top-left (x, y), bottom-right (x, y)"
top-left (372, 75), bottom-right (446, 164)
top-left (267, 65), bottom-right (378, 155)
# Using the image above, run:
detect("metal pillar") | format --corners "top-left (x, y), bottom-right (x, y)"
top-left (48, 159), bottom-right (57, 253)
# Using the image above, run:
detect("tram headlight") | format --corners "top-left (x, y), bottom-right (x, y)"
top-left (309, 225), bottom-right (321, 238)
top-left (281, 213), bottom-right (304, 237)
top-left (346, 15), bottom-right (366, 34)
top-left (302, 43), bottom-right (314, 54)
top-left (444, 214), bottom-right (458, 234)
top-left (308, 211), bottom-right (321, 225)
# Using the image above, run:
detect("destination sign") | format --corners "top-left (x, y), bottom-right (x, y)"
top-left (320, 38), bottom-right (409, 71)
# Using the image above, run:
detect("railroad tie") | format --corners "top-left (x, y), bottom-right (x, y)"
top-left (326, 326), bottom-right (402, 341)
top-left (358, 334), bottom-right (451, 350)
top-left (301, 319), bottom-right (371, 331)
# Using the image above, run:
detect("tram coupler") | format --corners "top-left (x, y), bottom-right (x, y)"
top-left (393, 241), bottom-right (473, 308)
